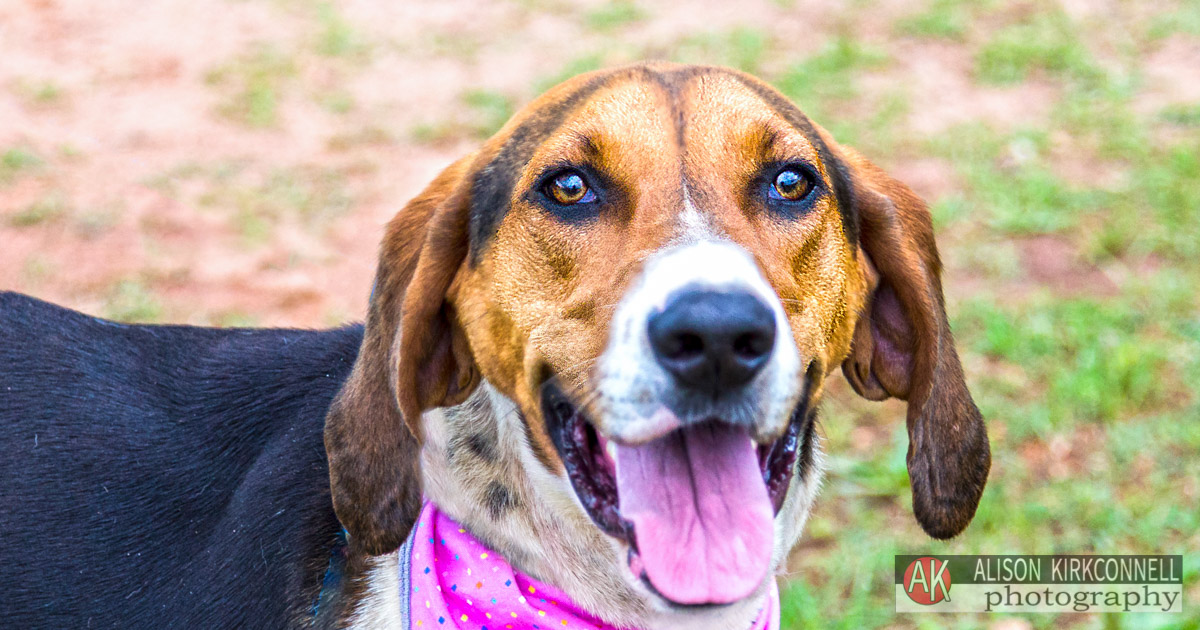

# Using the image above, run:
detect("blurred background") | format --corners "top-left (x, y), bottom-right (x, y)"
top-left (1, 0), bottom-right (1197, 627)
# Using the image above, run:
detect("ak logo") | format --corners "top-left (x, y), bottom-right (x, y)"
top-left (903, 557), bottom-right (952, 605)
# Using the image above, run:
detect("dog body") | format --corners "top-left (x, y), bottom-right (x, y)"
top-left (0, 292), bottom-right (358, 627)
top-left (0, 63), bottom-right (988, 629)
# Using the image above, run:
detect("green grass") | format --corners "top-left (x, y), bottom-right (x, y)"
top-left (1, 146), bottom-right (44, 184)
top-left (896, 0), bottom-right (975, 40)
top-left (461, 89), bottom-right (516, 138)
top-left (220, 168), bottom-right (352, 242)
top-left (583, 0), bottom-right (645, 32)
top-left (12, 78), bottom-right (67, 108)
top-left (1122, 142), bottom-right (1200, 260)
top-left (210, 310), bottom-right (260, 327)
top-left (20, 255), bottom-right (55, 285)
top-left (150, 161), bottom-right (351, 244)
top-left (976, 10), bottom-right (1103, 85)
top-left (670, 27), bottom-right (770, 74)
top-left (773, 36), bottom-right (889, 127)
top-left (104, 279), bottom-right (164, 323)
top-left (8, 193), bottom-right (69, 227)
top-left (1160, 103), bottom-right (1200, 127)
top-left (319, 90), bottom-right (356, 114)
top-left (1147, 3), bottom-right (1200, 39)
top-left (776, 36), bottom-right (889, 103)
top-left (957, 297), bottom-right (1178, 432)
top-left (408, 89), bottom-right (516, 144)
top-left (314, 2), bottom-right (369, 58)
top-left (929, 125), bottom-right (1100, 235)
top-left (206, 45), bottom-right (297, 127)
top-left (760, 7), bottom-right (1200, 624)
top-left (326, 125), bottom-right (393, 151)
top-left (533, 53), bottom-right (608, 95)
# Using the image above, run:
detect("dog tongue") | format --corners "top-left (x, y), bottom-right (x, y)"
top-left (615, 420), bottom-right (774, 605)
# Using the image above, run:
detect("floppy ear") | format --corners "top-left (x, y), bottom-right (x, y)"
top-left (835, 145), bottom-right (990, 540)
top-left (324, 156), bottom-right (481, 555)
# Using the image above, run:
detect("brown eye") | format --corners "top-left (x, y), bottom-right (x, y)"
top-left (772, 168), bottom-right (811, 201)
top-left (546, 171), bottom-right (592, 205)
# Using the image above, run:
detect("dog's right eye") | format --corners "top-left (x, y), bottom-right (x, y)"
top-left (543, 170), bottom-right (596, 206)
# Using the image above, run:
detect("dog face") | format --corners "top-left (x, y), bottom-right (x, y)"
top-left (324, 62), bottom-right (990, 623)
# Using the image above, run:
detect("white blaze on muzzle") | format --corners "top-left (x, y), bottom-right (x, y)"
top-left (597, 239), bottom-right (802, 442)
top-left (593, 238), bottom-right (804, 606)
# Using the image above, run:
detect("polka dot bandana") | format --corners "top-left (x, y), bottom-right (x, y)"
top-left (404, 501), bottom-right (779, 630)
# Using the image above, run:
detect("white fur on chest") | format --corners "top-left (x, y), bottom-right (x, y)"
top-left (348, 553), bottom-right (403, 628)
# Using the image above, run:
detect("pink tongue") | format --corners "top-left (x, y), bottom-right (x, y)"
top-left (615, 420), bottom-right (774, 605)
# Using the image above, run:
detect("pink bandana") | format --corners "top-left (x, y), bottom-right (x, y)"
top-left (401, 501), bottom-right (779, 629)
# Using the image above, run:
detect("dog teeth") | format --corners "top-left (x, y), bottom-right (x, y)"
top-left (605, 440), bottom-right (618, 462)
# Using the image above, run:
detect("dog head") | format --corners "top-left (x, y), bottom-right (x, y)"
top-left (324, 62), bottom-right (989, 618)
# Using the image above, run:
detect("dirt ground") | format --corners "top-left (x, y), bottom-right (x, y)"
top-left (3, 0), bottom-right (1149, 326)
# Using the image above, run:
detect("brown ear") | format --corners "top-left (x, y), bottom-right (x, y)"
top-left (323, 156), bottom-right (481, 555)
top-left (835, 146), bottom-right (990, 540)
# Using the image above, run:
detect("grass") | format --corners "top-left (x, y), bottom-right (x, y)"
top-left (533, 53), bottom-right (608, 95)
top-left (1147, 3), bottom-right (1200, 39)
top-left (319, 90), bottom-right (356, 114)
top-left (975, 9), bottom-right (1103, 85)
top-left (326, 125), bottom-right (394, 151)
top-left (759, 6), bottom-right (1199, 626)
top-left (1160, 103), bottom-right (1200, 127)
top-left (1, 146), bottom-right (44, 184)
top-left (8, 193), bottom-right (69, 227)
top-left (206, 45), bottom-right (297, 128)
top-left (773, 36), bottom-right (890, 133)
top-left (583, 0), bottom-right (645, 32)
top-left (11, 78), bottom-right (67, 108)
top-left (927, 125), bottom-right (1105, 235)
top-left (20, 255), bottom-right (55, 285)
top-left (147, 161), bottom-right (352, 244)
top-left (410, 89), bottom-right (516, 144)
top-left (104, 279), bottom-right (164, 323)
top-left (670, 27), bottom-right (770, 75)
top-left (461, 89), bottom-right (516, 138)
top-left (1120, 142), bottom-right (1200, 260)
top-left (776, 36), bottom-right (889, 103)
top-left (957, 296), bottom-right (1178, 433)
top-left (314, 2), bottom-right (369, 58)
top-left (896, 0), bottom-right (977, 40)
top-left (210, 167), bottom-right (352, 243)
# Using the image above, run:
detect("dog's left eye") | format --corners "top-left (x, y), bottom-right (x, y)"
top-left (544, 170), bottom-right (596, 205)
top-left (769, 167), bottom-right (813, 202)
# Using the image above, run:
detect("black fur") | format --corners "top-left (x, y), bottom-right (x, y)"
top-left (0, 292), bottom-right (361, 629)
top-left (464, 429), bottom-right (499, 463)
top-left (483, 482), bottom-right (517, 520)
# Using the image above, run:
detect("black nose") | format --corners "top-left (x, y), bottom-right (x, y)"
top-left (648, 288), bottom-right (776, 393)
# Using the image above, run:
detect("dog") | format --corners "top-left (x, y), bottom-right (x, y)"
top-left (0, 62), bottom-right (989, 629)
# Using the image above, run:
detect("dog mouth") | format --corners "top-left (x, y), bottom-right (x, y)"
top-left (541, 379), bottom-right (810, 607)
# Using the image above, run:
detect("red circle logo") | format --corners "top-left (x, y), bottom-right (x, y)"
top-left (903, 557), bottom-right (952, 605)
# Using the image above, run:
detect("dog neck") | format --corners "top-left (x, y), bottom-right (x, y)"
top-left (348, 382), bottom-right (785, 630)
top-left (400, 501), bottom-right (779, 629)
